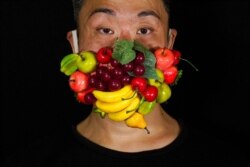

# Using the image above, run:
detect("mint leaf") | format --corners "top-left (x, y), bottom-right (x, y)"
top-left (112, 40), bottom-right (136, 64)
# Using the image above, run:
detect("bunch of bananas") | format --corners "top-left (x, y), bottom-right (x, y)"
top-left (92, 85), bottom-right (155, 133)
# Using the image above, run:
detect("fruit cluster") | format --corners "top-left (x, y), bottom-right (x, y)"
top-left (60, 39), bottom-right (183, 133)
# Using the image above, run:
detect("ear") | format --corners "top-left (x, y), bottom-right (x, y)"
top-left (167, 28), bottom-right (177, 49)
top-left (66, 29), bottom-right (79, 53)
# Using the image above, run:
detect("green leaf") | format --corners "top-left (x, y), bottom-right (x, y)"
top-left (112, 39), bottom-right (136, 64)
top-left (143, 67), bottom-right (159, 80)
top-left (172, 69), bottom-right (183, 86)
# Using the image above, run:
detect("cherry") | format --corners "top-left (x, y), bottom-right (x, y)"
top-left (131, 77), bottom-right (148, 93)
top-left (96, 47), bottom-right (112, 64)
top-left (142, 85), bottom-right (158, 102)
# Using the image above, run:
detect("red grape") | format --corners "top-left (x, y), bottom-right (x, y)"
top-left (101, 70), bottom-right (112, 82)
top-left (95, 80), bottom-right (107, 91)
top-left (89, 75), bottom-right (99, 88)
top-left (121, 74), bottom-right (132, 85)
top-left (108, 79), bottom-right (122, 91)
top-left (134, 52), bottom-right (145, 64)
top-left (112, 66), bottom-right (124, 78)
top-left (133, 64), bottom-right (145, 76)
top-left (84, 92), bottom-right (97, 105)
top-left (122, 62), bottom-right (134, 72)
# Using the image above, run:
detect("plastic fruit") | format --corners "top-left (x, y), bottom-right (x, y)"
top-left (60, 53), bottom-right (79, 76)
top-left (76, 87), bottom-right (95, 104)
top-left (125, 112), bottom-right (150, 134)
top-left (156, 82), bottom-right (171, 103)
top-left (163, 66), bottom-right (178, 85)
top-left (154, 48), bottom-right (175, 71)
top-left (77, 51), bottom-right (97, 73)
top-left (138, 99), bottom-right (156, 115)
top-left (96, 47), bottom-right (112, 64)
top-left (69, 71), bottom-right (89, 92)
top-left (108, 96), bottom-right (140, 122)
top-left (95, 92), bottom-right (137, 113)
top-left (142, 85), bottom-right (158, 102)
top-left (148, 68), bottom-right (164, 88)
top-left (131, 77), bottom-right (148, 93)
top-left (92, 85), bottom-right (134, 103)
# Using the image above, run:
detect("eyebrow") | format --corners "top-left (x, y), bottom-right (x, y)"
top-left (90, 8), bottom-right (160, 19)
top-left (90, 8), bottom-right (115, 17)
top-left (138, 10), bottom-right (160, 19)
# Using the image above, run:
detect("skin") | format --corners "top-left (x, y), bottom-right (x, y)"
top-left (67, 0), bottom-right (179, 152)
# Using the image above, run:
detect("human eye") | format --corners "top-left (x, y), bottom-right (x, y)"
top-left (96, 27), bottom-right (114, 35)
top-left (137, 27), bottom-right (153, 35)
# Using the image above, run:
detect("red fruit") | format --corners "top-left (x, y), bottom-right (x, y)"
top-left (76, 87), bottom-right (95, 104)
top-left (69, 71), bottom-right (89, 92)
top-left (172, 50), bottom-right (181, 65)
top-left (163, 66), bottom-right (178, 85)
top-left (96, 47), bottom-right (113, 64)
top-left (131, 77), bottom-right (148, 93)
top-left (84, 92), bottom-right (97, 105)
top-left (154, 48), bottom-right (175, 71)
top-left (142, 85), bottom-right (158, 102)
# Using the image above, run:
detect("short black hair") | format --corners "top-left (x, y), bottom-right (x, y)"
top-left (71, 0), bottom-right (171, 22)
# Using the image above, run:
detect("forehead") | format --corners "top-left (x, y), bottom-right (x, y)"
top-left (79, 0), bottom-right (168, 22)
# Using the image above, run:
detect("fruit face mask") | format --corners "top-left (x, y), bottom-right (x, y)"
top-left (60, 39), bottom-right (188, 133)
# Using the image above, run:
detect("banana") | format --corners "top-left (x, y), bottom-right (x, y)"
top-left (92, 85), bottom-right (134, 103)
top-left (125, 112), bottom-right (150, 134)
top-left (108, 96), bottom-right (140, 122)
top-left (60, 53), bottom-right (79, 76)
top-left (138, 100), bottom-right (156, 115)
top-left (95, 91), bottom-right (137, 113)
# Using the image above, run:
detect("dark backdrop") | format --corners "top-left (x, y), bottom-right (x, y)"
top-left (1, 0), bottom-right (249, 164)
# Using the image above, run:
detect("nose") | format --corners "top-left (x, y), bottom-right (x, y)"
top-left (117, 28), bottom-right (134, 41)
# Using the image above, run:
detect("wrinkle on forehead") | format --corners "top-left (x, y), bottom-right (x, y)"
top-left (79, 0), bottom-right (168, 24)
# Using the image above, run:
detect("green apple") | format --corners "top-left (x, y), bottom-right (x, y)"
top-left (156, 82), bottom-right (171, 103)
top-left (148, 68), bottom-right (164, 87)
top-left (77, 51), bottom-right (97, 74)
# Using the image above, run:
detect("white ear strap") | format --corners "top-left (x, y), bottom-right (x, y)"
top-left (169, 29), bottom-right (172, 36)
top-left (72, 29), bottom-right (79, 53)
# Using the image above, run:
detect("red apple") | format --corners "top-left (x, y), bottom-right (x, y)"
top-left (96, 47), bottom-right (113, 64)
top-left (163, 66), bottom-right (178, 85)
top-left (154, 48), bottom-right (175, 71)
top-left (69, 71), bottom-right (89, 92)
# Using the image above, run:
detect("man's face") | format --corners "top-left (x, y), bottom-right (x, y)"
top-left (77, 0), bottom-right (169, 52)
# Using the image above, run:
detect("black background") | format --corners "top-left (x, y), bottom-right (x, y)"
top-left (1, 0), bottom-right (249, 164)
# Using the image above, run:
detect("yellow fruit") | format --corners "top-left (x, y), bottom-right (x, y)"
top-left (92, 85), bottom-right (134, 103)
top-left (125, 112), bottom-right (150, 134)
top-left (108, 96), bottom-right (140, 122)
top-left (95, 92), bottom-right (137, 113)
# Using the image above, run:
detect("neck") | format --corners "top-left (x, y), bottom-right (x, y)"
top-left (76, 103), bottom-right (180, 152)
